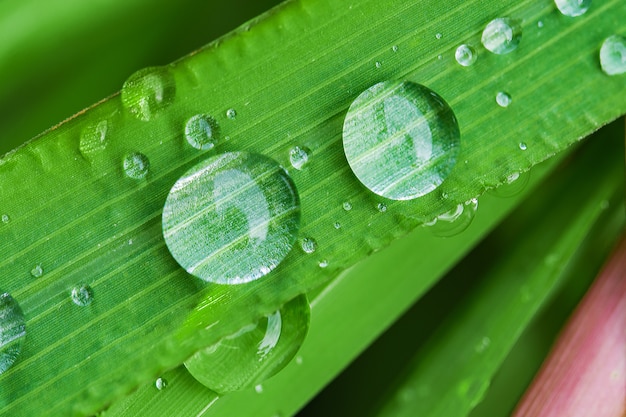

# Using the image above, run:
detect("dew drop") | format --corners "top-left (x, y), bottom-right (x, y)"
top-left (121, 66), bottom-right (175, 121)
top-left (300, 237), bottom-right (318, 254)
top-left (162, 152), bottom-right (301, 285)
top-left (318, 260), bottom-right (329, 268)
top-left (255, 385), bottom-right (264, 393)
top-left (599, 35), bottom-right (626, 76)
top-left (0, 292), bottom-right (26, 374)
top-left (481, 18), bottom-right (522, 55)
top-left (496, 91), bottom-right (512, 108)
top-left (554, 0), bottom-right (591, 17)
top-left (377, 202), bottom-right (388, 213)
top-left (426, 198), bottom-right (478, 237)
top-left (342, 202), bottom-right (353, 211)
top-left (375, 61), bottom-right (382, 69)
top-left (537, 20), bottom-right (544, 28)
top-left (1, 214), bottom-right (10, 224)
top-left (343, 81), bottom-right (461, 200)
top-left (491, 171), bottom-right (531, 198)
top-left (435, 33), bottom-right (443, 39)
top-left (184, 295), bottom-right (309, 393)
top-left (333, 221), bottom-right (342, 229)
top-left (519, 142), bottom-right (528, 151)
top-left (455, 44), bottom-right (478, 67)
top-left (475, 336), bottom-right (491, 353)
top-left (71, 284), bottom-right (94, 307)
top-left (226, 108), bottom-right (237, 120)
top-left (30, 264), bottom-right (43, 278)
top-left (295, 356), bottom-right (303, 365)
top-left (392, 45), bottom-right (399, 52)
top-left (123, 152), bottom-right (150, 180)
top-left (155, 377), bottom-right (168, 390)
top-left (79, 120), bottom-right (109, 156)
top-left (185, 114), bottom-right (220, 150)
top-left (289, 146), bottom-right (310, 170)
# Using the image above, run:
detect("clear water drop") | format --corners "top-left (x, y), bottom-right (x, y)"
top-left (600, 35), bottom-right (626, 76)
top-left (71, 284), bottom-right (94, 307)
top-left (121, 66), bottom-right (175, 121)
top-left (333, 221), bottom-right (341, 229)
top-left (435, 33), bottom-right (443, 39)
top-left (426, 198), bottom-right (478, 237)
top-left (318, 260), bottom-right (329, 268)
top-left (1, 214), bottom-right (9, 224)
top-left (79, 120), bottom-right (109, 156)
top-left (342, 202), bottom-right (352, 211)
top-left (343, 81), bottom-right (461, 200)
top-left (554, 0), bottom-right (591, 17)
top-left (496, 91), bottom-right (512, 107)
top-left (519, 142), bottom-right (528, 151)
top-left (377, 202), bottom-right (388, 213)
top-left (375, 61), bottom-right (382, 69)
top-left (392, 45), bottom-right (399, 52)
top-left (162, 152), bottom-right (301, 285)
top-left (155, 377), bottom-right (168, 390)
top-left (455, 44), bottom-right (477, 67)
top-left (475, 336), bottom-right (491, 353)
top-left (30, 264), bottom-right (43, 278)
top-left (289, 146), bottom-right (310, 170)
top-left (481, 18), bottom-right (522, 55)
top-left (184, 295), bottom-right (309, 393)
top-left (185, 114), bottom-right (220, 150)
top-left (226, 108), bottom-right (237, 120)
top-left (0, 292), bottom-right (26, 374)
top-left (491, 171), bottom-right (531, 198)
top-left (537, 20), bottom-right (544, 28)
top-left (123, 152), bottom-right (150, 180)
top-left (300, 237), bottom-right (318, 254)
top-left (255, 384), bottom-right (264, 393)
top-left (295, 356), bottom-right (303, 365)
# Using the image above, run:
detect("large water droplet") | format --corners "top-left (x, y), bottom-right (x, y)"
top-left (123, 152), bottom-right (150, 180)
top-left (121, 67), bottom-right (175, 121)
top-left (71, 284), bottom-right (94, 306)
top-left (455, 44), bottom-right (478, 67)
top-left (162, 152), bottom-right (301, 284)
top-left (481, 18), bottom-right (522, 55)
top-left (554, 0), bottom-right (591, 17)
top-left (79, 120), bottom-right (109, 156)
top-left (343, 81), bottom-right (460, 200)
top-left (425, 198), bottom-right (478, 237)
top-left (0, 292), bottom-right (26, 374)
top-left (289, 146), bottom-right (310, 170)
top-left (184, 294), bottom-right (310, 393)
top-left (496, 91), bottom-right (512, 108)
top-left (185, 114), bottom-right (219, 150)
top-left (600, 35), bottom-right (626, 76)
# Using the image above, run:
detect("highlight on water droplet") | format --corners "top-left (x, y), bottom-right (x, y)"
top-left (455, 44), bottom-right (477, 67)
top-left (342, 80), bottom-right (461, 200)
top-left (162, 152), bottom-right (301, 285)
top-left (79, 120), bottom-right (109, 156)
top-left (481, 18), bottom-right (522, 55)
top-left (1, 214), bottom-right (9, 224)
top-left (519, 142), bottom-right (528, 151)
top-left (333, 221), bottom-right (341, 229)
top-left (300, 237), bottom-right (318, 254)
top-left (377, 202), bottom-right (388, 213)
top-left (121, 66), bottom-right (175, 121)
top-left (496, 91), bottom-right (512, 108)
top-left (0, 292), bottom-right (26, 374)
top-left (226, 108), bottom-right (237, 120)
top-left (123, 152), bottom-right (150, 180)
top-left (71, 284), bottom-right (94, 307)
top-left (30, 264), bottom-right (43, 278)
top-left (184, 294), bottom-right (310, 393)
top-left (554, 0), bottom-right (591, 17)
top-left (289, 146), bottom-right (310, 170)
top-left (185, 114), bottom-right (220, 150)
top-left (599, 35), bottom-right (626, 76)
top-left (318, 259), bottom-right (329, 268)
top-left (155, 377), bottom-right (168, 391)
top-left (425, 198), bottom-right (478, 237)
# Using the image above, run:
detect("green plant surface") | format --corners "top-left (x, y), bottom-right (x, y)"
top-left (0, 0), bottom-right (625, 416)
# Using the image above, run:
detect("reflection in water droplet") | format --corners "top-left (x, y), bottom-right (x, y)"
top-left (185, 114), bottom-right (220, 150)
top-left (1, 214), bottom-right (9, 224)
top-left (554, 0), bottom-right (591, 17)
top-left (79, 120), bottom-right (109, 156)
top-left (123, 152), bottom-right (150, 180)
top-left (184, 295), bottom-right (310, 393)
top-left (377, 202), bottom-right (388, 213)
top-left (30, 264), bottom-right (43, 278)
top-left (226, 108), bottom-right (237, 120)
top-left (289, 146), bottom-right (310, 170)
top-left (496, 91), bottom-right (512, 108)
top-left (455, 44), bottom-right (478, 67)
top-left (426, 198), bottom-right (478, 237)
top-left (481, 18), bottom-right (522, 55)
top-left (519, 142), bottom-right (528, 151)
top-left (0, 292), bottom-right (26, 374)
top-left (71, 284), bottom-right (94, 306)
top-left (343, 81), bottom-right (460, 200)
top-left (600, 35), bottom-right (626, 76)
top-left (121, 66), bottom-right (175, 121)
top-left (342, 202), bottom-right (353, 211)
top-left (162, 152), bottom-right (301, 285)
top-left (155, 377), bottom-right (168, 390)
top-left (300, 237), bottom-right (318, 254)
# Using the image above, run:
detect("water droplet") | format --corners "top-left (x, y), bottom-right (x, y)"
top-left (481, 18), bottom-right (522, 55)
top-left (155, 377), bottom-right (168, 390)
top-left (392, 45), bottom-right (399, 52)
top-left (333, 221), bottom-right (342, 229)
top-left (79, 120), bottom-right (109, 156)
top-left (599, 35), bottom-right (626, 76)
top-left (342, 202), bottom-right (352, 211)
top-left (162, 152), bottom-right (301, 285)
top-left (121, 66), bottom-right (175, 121)
top-left (255, 384), bottom-right (264, 393)
top-left (0, 293), bottom-right (26, 374)
top-left (295, 356), bottom-right (303, 365)
top-left (519, 142), bottom-right (528, 151)
top-left (435, 33), bottom-right (443, 39)
top-left (455, 44), bottom-right (477, 67)
top-left (185, 114), bottom-right (220, 150)
top-left (377, 202), bottom-right (388, 213)
top-left (426, 198), bottom-right (478, 237)
top-left (475, 336), bottom-right (491, 353)
top-left (496, 91), bottom-right (512, 108)
top-left (30, 264), bottom-right (43, 278)
top-left (1, 214), bottom-right (10, 224)
top-left (537, 20), bottom-right (544, 28)
top-left (554, 0), bottom-right (591, 17)
top-left (226, 108), bottom-right (237, 120)
top-left (375, 61), bottom-right (382, 69)
top-left (71, 284), bottom-right (94, 307)
top-left (289, 146), bottom-right (310, 170)
top-left (491, 171), bottom-right (531, 198)
top-left (185, 295), bottom-right (309, 393)
top-left (318, 259), bottom-right (329, 268)
top-left (300, 237), bottom-right (318, 254)
top-left (343, 81), bottom-right (461, 200)
top-left (123, 152), bottom-right (150, 180)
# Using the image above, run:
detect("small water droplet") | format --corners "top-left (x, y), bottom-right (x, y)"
top-left (333, 221), bottom-right (342, 229)
top-left (342, 202), bottom-right (353, 211)
top-left (30, 264), bottom-right (43, 278)
top-left (519, 142), bottom-right (528, 151)
top-left (155, 377), bottom-right (168, 390)
top-left (343, 81), bottom-right (461, 200)
top-left (226, 108), bottom-right (237, 120)
top-left (318, 260), bottom-right (329, 268)
top-left (392, 45), bottom-right (399, 52)
top-left (375, 61), bottom-right (382, 69)
top-left (554, 0), bottom-right (591, 17)
top-left (295, 356), bottom-right (303, 365)
top-left (481, 18), bottom-right (522, 55)
top-left (71, 284), bottom-right (94, 307)
top-left (289, 146), bottom-right (310, 170)
top-left (491, 171), bottom-right (531, 198)
top-left (537, 20), bottom-right (544, 28)
top-left (496, 91), bottom-right (512, 107)
top-left (435, 33), bottom-right (443, 39)
top-left (0, 293), bottom-right (26, 374)
top-left (426, 198), bottom-right (478, 237)
top-left (162, 152), bottom-right (301, 285)
top-left (255, 384), bottom-right (264, 393)
top-left (377, 202), bottom-right (388, 213)
top-left (475, 336), bottom-right (491, 353)
top-left (121, 66), bottom-right (175, 121)
top-left (123, 152), bottom-right (150, 180)
top-left (1, 214), bottom-right (10, 224)
top-left (300, 237), bottom-right (318, 254)
top-left (185, 114), bottom-right (220, 150)
top-left (599, 35), bottom-right (626, 76)
top-left (79, 120), bottom-right (109, 156)
top-left (455, 44), bottom-right (478, 67)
